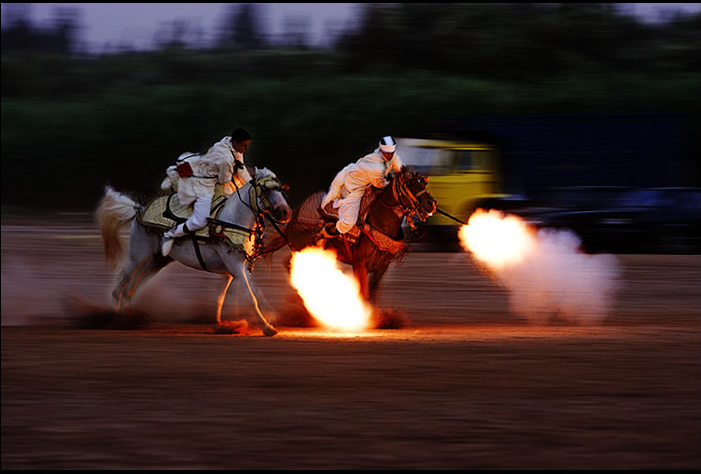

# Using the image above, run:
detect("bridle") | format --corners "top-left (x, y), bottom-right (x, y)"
top-left (246, 174), bottom-right (288, 220)
top-left (383, 169), bottom-right (433, 222)
top-left (226, 173), bottom-right (290, 264)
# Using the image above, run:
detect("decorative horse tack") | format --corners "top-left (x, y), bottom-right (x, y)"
top-left (138, 174), bottom-right (288, 268)
top-left (279, 166), bottom-right (436, 303)
top-left (97, 168), bottom-right (292, 336)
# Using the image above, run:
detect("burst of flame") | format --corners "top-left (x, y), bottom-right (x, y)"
top-left (458, 209), bottom-right (536, 269)
top-left (290, 247), bottom-right (372, 332)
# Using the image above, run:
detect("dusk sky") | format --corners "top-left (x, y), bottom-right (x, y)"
top-left (1, 3), bottom-right (363, 52)
top-left (2, 3), bottom-right (700, 53)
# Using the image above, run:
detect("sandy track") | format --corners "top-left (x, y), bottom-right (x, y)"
top-left (2, 222), bottom-right (700, 469)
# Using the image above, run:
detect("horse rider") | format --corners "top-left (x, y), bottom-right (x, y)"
top-left (319, 135), bottom-right (405, 239)
top-left (161, 127), bottom-right (253, 256)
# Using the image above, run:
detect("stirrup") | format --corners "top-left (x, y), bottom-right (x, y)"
top-left (319, 222), bottom-right (340, 240)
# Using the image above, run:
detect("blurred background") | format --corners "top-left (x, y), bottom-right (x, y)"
top-left (2, 3), bottom-right (700, 253)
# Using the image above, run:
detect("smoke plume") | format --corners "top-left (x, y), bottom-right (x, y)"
top-left (461, 210), bottom-right (620, 324)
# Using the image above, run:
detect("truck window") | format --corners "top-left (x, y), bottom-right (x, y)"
top-left (402, 147), bottom-right (452, 173)
top-left (453, 150), bottom-right (493, 171)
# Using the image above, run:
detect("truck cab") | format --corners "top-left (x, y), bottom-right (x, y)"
top-left (397, 137), bottom-right (509, 234)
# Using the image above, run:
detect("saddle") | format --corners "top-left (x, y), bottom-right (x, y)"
top-left (317, 187), bottom-right (383, 243)
top-left (319, 187), bottom-right (406, 256)
top-left (137, 185), bottom-right (253, 251)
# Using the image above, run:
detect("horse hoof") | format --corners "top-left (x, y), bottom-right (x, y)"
top-left (263, 325), bottom-right (278, 337)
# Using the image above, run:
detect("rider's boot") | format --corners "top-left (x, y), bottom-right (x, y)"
top-left (162, 223), bottom-right (188, 256)
top-left (315, 222), bottom-right (340, 246)
top-left (322, 222), bottom-right (341, 238)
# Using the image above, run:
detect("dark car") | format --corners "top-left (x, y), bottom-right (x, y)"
top-left (511, 186), bottom-right (701, 254)
top-left (627, 187), bottom-right (701, 254)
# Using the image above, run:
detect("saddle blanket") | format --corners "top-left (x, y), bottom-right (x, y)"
top-left (137, 187), bottom-right (253, 251)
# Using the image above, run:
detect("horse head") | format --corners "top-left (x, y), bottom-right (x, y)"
top-left (251, 168), bottom-right (293, 224)
top-left (392, 166), bottom-right (436, 222)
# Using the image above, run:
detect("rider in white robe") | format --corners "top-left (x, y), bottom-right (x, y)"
top-left (161, 128), bottom-right (253, 255)
top-left (321, 136), bottom-right (404, 236)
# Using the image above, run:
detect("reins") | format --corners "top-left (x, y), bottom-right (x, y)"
top-left (379, 170), bottom-right (430, 220)
top-left (228, 173), bottom-right (289, 261)
top-left (374, 170), bottom-right (433, 239)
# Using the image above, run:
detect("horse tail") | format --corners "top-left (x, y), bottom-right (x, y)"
top-left (96, 186), bottom-right (138, 268)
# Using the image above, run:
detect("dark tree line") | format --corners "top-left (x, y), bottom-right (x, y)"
top-left (337, 3), bottom-right (701, 78)
top-left (1, 3), bottom-right (82, 55)
top-left (2, 3), bottom-right (277, 55)
top-left (1, 3), bottom-right (699, 210)
top-left (3, 3), bottom-right (699, 78)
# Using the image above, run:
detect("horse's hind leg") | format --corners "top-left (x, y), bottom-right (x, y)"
top-left (113, 256), bottom-right (149, 311)
top-left (113, 255), bottom-right (169, 311)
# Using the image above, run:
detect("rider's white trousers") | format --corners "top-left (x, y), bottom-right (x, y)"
top-left (335, 188), bottom-right (365, 234)
top-left (167, 194), bottom-right (212, 237)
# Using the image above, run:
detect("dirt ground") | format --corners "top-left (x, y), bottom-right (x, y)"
top-left (2, 218), bottom-right (700, 469)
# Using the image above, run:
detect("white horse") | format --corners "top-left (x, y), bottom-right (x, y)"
top-left (97, 168), bottom-right (292, 336)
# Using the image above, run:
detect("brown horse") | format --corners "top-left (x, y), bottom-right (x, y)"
top-left (268, 166), bottom-right (436, 304)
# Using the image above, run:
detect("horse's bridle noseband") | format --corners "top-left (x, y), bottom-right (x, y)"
top-left (225, 173), bottom-right (289, 264)
top-left (389, 171), bottom-right (434, 221)
top-left (247, 174), bottom-right (287, 217)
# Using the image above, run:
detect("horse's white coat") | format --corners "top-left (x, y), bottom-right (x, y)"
top-left (97, 168), bottom-right (290, 336)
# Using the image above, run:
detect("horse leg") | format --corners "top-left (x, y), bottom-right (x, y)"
top-left (241, 268), bottom-right (277, 336)
top-left (113, 255), bottom-right (169, 312)
top-left (353, 264), bottom-right (371, 302)
top-left (368, 266), bottom-right (389, 305)
top-left (112, 256), bottom-right (151, 311)
top-left (223, 258), bottom-right (277, 336)
top-left (215, 275), bottom-right (234, 325)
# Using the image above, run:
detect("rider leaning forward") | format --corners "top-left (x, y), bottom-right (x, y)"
top-left (160, 127), bottom-right (253, 256)
top-left (319, 135), bottom-right (405, 239)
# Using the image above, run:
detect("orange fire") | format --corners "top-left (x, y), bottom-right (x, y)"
top-left (289, 247), bottom-right (372, 332)
top-left (458, 209), bottom-right (536, 269)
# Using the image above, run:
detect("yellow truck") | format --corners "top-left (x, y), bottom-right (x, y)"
top-left (397, 137), bottom-right (509, 231)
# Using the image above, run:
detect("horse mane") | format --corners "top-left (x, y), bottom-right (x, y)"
top-left (254, 167), bottom-right (276, 179)
top-left (398, 165), bottom-right (417, 179)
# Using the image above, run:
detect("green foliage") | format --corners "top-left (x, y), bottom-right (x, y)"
top-left (3, 70), bottom-right (699, 210)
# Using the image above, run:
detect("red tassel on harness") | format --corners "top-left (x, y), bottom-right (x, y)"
top-left (175, 161), bottom-right (194, 178)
